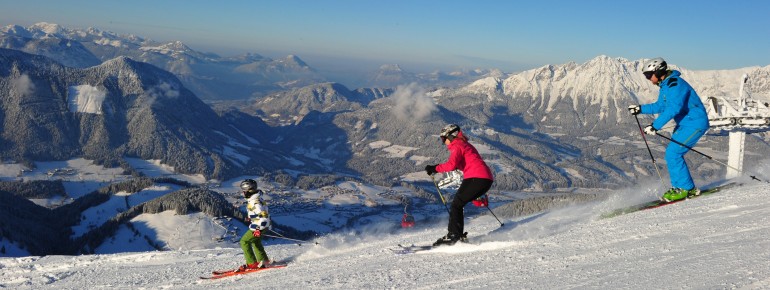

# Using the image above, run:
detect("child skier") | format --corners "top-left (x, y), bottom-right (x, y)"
top-left (237, 178), bottom-right (272, 271)
top-left (425, 124), bottom-right (494, 246)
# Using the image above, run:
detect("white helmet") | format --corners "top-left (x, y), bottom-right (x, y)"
top-left (439, 124), bottom-right (461, 143)
top-left (642, 57), bottom-right (667, 73)
top-left (440, 124), bottom-right (460, 139)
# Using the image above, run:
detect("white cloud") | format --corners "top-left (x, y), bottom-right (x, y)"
top-left (140, 82), bottom-right (180, 110)
top-left (11, 74), bottom-right (35, 97)
top-left (391, 82), bottom-right (436, 121)
top-left (156, 82), bottom-right (179, 98)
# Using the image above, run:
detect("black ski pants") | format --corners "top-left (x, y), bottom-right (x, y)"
top-left (448, 178), bottom-right (493, 236)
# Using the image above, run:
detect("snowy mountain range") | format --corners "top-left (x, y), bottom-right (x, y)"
top-left (0, 23), bottom-right (500, 100)
top-left (0, 23), bottom-right (325, 100)
top-left (0, 48), bottom-right (336, 180)
top-left (2, 21), bottom-right (770, 266)
top-left (4, 42), bottom-right (770, 189)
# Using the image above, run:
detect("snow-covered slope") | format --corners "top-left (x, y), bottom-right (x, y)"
top-left (2, 180), bottom-right (769, 289)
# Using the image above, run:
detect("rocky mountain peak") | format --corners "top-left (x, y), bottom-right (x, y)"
top-left (283, 54), bottom-right (309, 67)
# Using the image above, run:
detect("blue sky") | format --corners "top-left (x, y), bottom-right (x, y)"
top-left (2, 0), bottom-right (769, 73)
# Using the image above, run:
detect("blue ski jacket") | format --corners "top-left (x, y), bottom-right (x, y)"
top-left (640, 70), bottom-right (709, 131)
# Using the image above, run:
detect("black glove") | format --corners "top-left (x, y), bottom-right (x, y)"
top-left (424, 164), bottom-right (438, 175)
top-left (627, 105), bottom-right (641, 115)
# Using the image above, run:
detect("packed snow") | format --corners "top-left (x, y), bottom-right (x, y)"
top-left (2, 179), bottom-right (769, 289)
top-left (96, 211), bottom-right (237, 254)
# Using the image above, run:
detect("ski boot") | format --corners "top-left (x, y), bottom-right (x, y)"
top-left (433, 232), bottom-right (469, 246)
top-left (459, 232), bottom-right (469, 243)
top-left (257, 259), bottom-right (272, 268)
top-left (236, 262), bottom-right (260, 272)
top-left (433, 232), bottom-right (462, 246)
top-left (661, 188), bottom-right (693, 202)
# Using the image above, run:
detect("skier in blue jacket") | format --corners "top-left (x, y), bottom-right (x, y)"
top-left (627, 58), bottom-right (709, 202)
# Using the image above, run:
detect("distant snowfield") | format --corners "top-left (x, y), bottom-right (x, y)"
top-left (0, 158), bottom-right (127, 184)
top-left (381, 144), bottom-right (418, 158)
top-left (0, 158), bottom-right (132, 206)
top-left (368, 140), bottom-right (418, 158)
top-left (67, 85), bottom-right (106, 114)
top-left (290, 146), bottom-right (334, 167)
top-left (123, 158), bottom-right (207, 184)
top-left (0, 157), bottom-right (206, 199)
top-left (406, 153), bottom-right (429, 163)
top-left (2, 180), bottom-right (769, 289)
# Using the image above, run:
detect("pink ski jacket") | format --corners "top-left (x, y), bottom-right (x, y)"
top-left (435, 131), bottom-right (494, 180)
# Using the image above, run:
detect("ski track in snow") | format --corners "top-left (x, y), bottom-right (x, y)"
top-left (1, 184), bottom-right (770, 289)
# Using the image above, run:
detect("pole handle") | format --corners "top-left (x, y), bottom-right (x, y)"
top-left (430, 174), bottom-right (451, 215)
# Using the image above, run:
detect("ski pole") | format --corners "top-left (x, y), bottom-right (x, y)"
top-left (635, 114), bottom-right (666, 185)
top-left (265, 230), bottom-right (319, 246)
top-left (430, 174), bottom-right (451, 215)
top-left (654, 133), bottom-right (762, 182)
top-left (484, 204), bottom-right (504, 227)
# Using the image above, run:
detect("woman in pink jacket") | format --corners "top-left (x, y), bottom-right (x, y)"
top-left (425, 124), bottom-right (494, 246)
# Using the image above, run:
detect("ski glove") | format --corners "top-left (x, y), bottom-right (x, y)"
top-left (252, 229), bottom-right (261, 237)
top-left (643, 125), bottom-right (657, 135)
top-left (425, 164), bottom-right (438, 176)
top-left (627, 105), bottom-right (641, 115)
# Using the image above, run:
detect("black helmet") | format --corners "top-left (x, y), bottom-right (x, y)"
top-left (439, 124), bottom-right (460, 143)
top-left (240, 179), bottom-right (258, 198)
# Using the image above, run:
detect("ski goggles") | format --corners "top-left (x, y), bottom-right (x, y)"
top-left (643, 71), bottom-right (654, 80)
top-left (440, 136), bottom-right (455, 143)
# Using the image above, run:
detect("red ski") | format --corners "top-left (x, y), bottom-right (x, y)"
top-left (201, 264), bottom-right (287, 280)
top-left (211, 269), bottom-right (236, 275)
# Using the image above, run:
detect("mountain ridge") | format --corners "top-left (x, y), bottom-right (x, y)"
top-left (1, 48), bottom-right (261, 178)
top-left (1, 23), bottom-right (326, 100)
